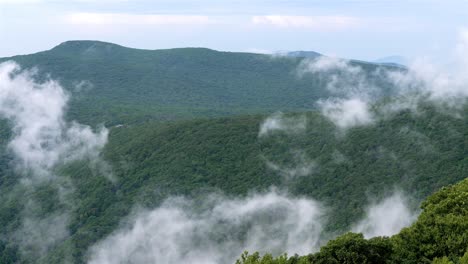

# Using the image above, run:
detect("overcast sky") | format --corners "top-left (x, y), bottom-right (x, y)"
top-left (1, 0), bottom-right (467, 61)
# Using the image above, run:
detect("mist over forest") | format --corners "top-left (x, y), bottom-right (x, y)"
top-left (0, 6), bottom-right (467, 263)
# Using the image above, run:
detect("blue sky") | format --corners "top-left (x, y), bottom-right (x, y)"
top-left (1, 0), bottom-right (467, 61)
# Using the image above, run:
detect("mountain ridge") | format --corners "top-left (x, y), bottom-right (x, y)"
top-left (0, 40), bottom-right (400, 126)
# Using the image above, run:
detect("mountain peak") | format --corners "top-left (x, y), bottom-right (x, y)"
top-left (276, 50), bottom-right (322, 58)
top-left (51, 40), bottom-right (125, 54)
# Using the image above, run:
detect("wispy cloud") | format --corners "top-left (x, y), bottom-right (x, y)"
top-left (88, 190), bottom-right (325, 264)
top-left (0, 61), bottom-right (111, 259)
top-left (251, 15), bottom-right (361, 31)
top-left (0, 61), bottom-right (108, 180)
top-left (353, 192), bottom-right (418, 238)
top-left (318, 97), bottom-right (374, 129)
top-left (65, 12), bottom-right (214, 26)
top-left (258, 112), bottom-right (307, 137)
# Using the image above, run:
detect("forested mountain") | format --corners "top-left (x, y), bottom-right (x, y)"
top-left (0, 42), bottom-right (466, 264)
top-left (0, 40), bottom-right (397, 125)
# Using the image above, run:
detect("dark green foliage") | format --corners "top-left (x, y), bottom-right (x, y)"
top-left (236, 234), bottom-right (395, 264)
top-left (237, 178), bottom-right (468, 264)
top-left (236, 251), bottom-right (298, 264)
top-left (307, 233), bottom-right (394, 264)
top-left (0, 103), bottom-right (466, 263)
top-left (0, 240), bottom-right (19, 264)
top-left (19, 104), bottom-right (468, 262)
top-left (41, 105), bottom-right (468, 262)
top-left (392, 178), bottom-right (468, 263)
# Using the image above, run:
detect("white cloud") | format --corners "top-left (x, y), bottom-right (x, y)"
top-left (296, 56), bottom-right (378, 129)
top-left (318, 97), bottom-right (374, 129)
top-left (372, 28), bottom-right (468, 116)
top-left (0, 61), bottom-right (109, 180)
top-left (298, 56), bottom-right (374, 96)
top-left (299, 29), bottom-right (468, 129)
top-left (88, 190), bottom-right (325, 264)
top-left (0, 61), bottom-right (111, 260)
top-left (353, 192), bottom-right (418, 238)
top-left (298, 56), bottom-right (360, 76)
top-left (65, 13), bottom-right (213, 26)
top-left (251, 15), bottom-right (361, 31)
top-left (259, 112), bottom-right (307, 137)
top-left (14, 209), bottom-right (70, 259)
top-left (386, 29), bottom-right (468, 106)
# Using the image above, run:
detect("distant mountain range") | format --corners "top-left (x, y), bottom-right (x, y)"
top-left (374, 55), bottom-right (408, 67)
top-left (276, 50), bottom-right (322, 58)
top-left (278, 51), bottom-right (407, 68)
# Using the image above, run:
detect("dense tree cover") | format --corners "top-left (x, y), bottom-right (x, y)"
top-left (91, 103), bottom-right (467, 232)
top-left (90, 103), bottom-right (466, 235)
top-left (392, 176), bottom-right (468, 263)
top-left (236, 177), bottom-right (468, 264)
top-left (0, 43), bottom-right (464, 263)
top-left (0, 103), bottom-right (460, 263)
top-left (0, 40), bottom-right (398, 126)
top-left (0, 102), bottom-right (466, 263)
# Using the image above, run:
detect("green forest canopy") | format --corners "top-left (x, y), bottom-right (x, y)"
top-left (0, 42), bottom-right (466, 263)
top-left (236, 176), bottom-right (468, 264)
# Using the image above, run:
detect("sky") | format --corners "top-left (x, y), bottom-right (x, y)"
top-left (0, 0), bottom-right (467, 61)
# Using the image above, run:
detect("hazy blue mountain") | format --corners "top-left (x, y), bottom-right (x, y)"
top-left (374, 55), bottom-right (408, 67)
top-left (277, 50), bottom-right (322, 58)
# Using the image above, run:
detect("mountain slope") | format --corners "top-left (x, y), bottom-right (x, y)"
top-left (0, 40), bottom-right (397, 125)
top-left (0, 101), bottom-right (464, 263)
top-left (238, 177), bottom-right (468, 263)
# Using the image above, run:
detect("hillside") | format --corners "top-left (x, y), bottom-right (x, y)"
top-left (0, 40), bottom-right (397, 126)
top-left (238, 176), bottom-right (468, 263)
top-left (0, 101), bottom-right (465, 263)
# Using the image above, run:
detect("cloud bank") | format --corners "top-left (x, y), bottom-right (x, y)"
top-left (297, 56), bottom-right (382, 130)
top-left (88, 189), bottom-right (418, 264)
top-left (295, 29), bottom-right (468, 130)
top-left (318, 97), bottom-right (374, 129)
top-left (88, 190), bottom-right (325, 264)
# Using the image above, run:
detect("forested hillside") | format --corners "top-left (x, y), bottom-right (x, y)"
top-left (0, 40), bottom-right (397, 125)
top-left (0, 102), bottom-right (465, 263)
top-left (237, 177), bottom-right (468, 264)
